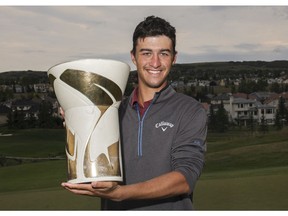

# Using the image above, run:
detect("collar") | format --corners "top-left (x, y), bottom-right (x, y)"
top-left (129, 84), bottom-right (174, 108)
top-left (131, 87), bottom-right (152, 108)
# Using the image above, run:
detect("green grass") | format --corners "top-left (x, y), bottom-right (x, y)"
top-left (0, 188), bottom-right (100, 210)
top-left (0, 160), bottom-right (66, 192)
top-left (204, 128), bottom-right (288, 172)
top-left (0, 128), bottom-right (65, 157)
top-left (194, 166), bottom-right (288, 210)
top-left (0, 127), bottom-right (288, 210)
top-left (0, 160), bottom-right (101, 210)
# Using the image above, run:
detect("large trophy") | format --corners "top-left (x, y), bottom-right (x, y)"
top-left (47, 59), bottom-right (130, 183)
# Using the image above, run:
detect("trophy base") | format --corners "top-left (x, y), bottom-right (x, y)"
top-left (68, 176), bottom-right (123, 184)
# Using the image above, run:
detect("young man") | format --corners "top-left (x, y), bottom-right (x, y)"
top-left (62, 15), bottom-right (207, 210)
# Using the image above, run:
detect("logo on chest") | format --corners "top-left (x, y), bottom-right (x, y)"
top-left (155, 121), bottom-right (174, 132)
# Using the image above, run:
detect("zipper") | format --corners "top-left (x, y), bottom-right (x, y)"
top-left (135, 102), bottom-right (154, 157)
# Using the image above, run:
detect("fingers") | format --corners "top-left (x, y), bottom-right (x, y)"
top-left (61, 181), bottom-right (120, 197)
top-left (92, 184), bottom-right (119, 192)
top-left (61, 182), bottom-right (92, 196)
top-left (59, 107), bottom-right (65, 118)
top-left (59, 107), bottom-right (66, 127)
top-left (91, 181), bottom-right (118, 190)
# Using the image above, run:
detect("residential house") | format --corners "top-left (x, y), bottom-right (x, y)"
top-left (264, 92), bottom-right (288, 109)
top-left (33, 83), bottom-right (50, 93)
top-left (10, 99), bottom-right (40, 120)
top-left (211, 93), bottom-right (277, 126)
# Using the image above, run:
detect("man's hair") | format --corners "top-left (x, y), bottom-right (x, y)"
top-left (131, 15), bottom-right (177, 55)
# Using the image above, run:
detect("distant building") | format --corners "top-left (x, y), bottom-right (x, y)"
top-left (211, 93), bottom-right (277, 126)
top-left (33, 83), bottom-right (50, 93)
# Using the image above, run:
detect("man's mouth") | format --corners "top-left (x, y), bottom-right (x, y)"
top-left (147, 70), bottom-right (161, 74)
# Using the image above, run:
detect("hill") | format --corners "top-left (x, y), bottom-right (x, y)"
top-left (1, 60), bottom-right (288, 85)
top-left (170, 60), bottom-right (288, 80)
top-left (0, 70), bottom-right (48, 85)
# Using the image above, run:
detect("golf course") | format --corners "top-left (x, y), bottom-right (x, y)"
top-left (0, 127), bottom-right (287, 210)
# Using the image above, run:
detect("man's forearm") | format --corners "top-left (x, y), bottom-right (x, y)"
top-left (118, 171), bottom-right (190, 201)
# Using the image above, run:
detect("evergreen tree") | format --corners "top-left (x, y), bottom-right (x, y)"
top-left (275, 96), bottom-right (288, 129)
top-left (215, 100), bottom-right (229, 133)
top-left (259, 113), bottom-right (268, 134)
top-left (37, 100), bottom-right (54, 128)
top-left (248, 110), bottom-right (255, 134)
top-left (208, 105), bottom-right (216, 131)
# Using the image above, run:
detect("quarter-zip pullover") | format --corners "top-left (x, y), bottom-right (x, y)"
top-left (102, 85), bottom-right (207, 210)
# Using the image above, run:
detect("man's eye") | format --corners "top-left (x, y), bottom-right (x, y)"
top-left (161, 52), bottom-right (170, 56)
top-left (142, 52), bottom-right (151, 56)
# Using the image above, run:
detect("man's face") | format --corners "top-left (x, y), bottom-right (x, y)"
top-left (131, 35), bottom-right (177, 91)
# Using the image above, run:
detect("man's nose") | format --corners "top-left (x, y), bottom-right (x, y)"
top-left (150, 54), bottom-right (161, 68)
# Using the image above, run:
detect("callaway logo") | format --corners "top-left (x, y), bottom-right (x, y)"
top-left (155, 121), bottom-right (174, 132)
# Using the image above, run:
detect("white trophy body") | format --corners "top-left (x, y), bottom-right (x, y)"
top-left (48, 59), bottom-right (130, 183)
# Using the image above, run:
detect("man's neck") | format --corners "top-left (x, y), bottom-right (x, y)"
top-left (137, 83), bottom-right (167, 106)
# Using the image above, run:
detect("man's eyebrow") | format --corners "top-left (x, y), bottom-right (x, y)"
top-left (160, 49), bottom-right (172, 53)
top-left (139, 48), bottom-right (152, 52)
top-left (139, 48), bottom-right (172, 52)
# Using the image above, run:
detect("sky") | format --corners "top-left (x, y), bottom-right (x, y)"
top-left (1, 4), bottom-right (288, 72)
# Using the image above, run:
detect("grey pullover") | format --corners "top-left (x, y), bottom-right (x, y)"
top-left (102, 85), bottom-right (207, 210)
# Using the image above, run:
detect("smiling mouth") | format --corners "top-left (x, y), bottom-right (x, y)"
top-left (147, 70), bottom-right (161, 75)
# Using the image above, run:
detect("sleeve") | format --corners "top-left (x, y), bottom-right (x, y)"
top-left (171, 103), bottom-right (207, 194)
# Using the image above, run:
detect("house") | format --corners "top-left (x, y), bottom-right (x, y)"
top-left (10, 99), bottom-right (40, 120)
top-left (211, 93), bottom-right (277, 126)
top-left (210, 93), bottom-right (231, 112)
top-left (249, 92), bottom-right (278, 103)
top-left (33, 83), bottom-right (50, 93)
top-left (230, 97), bottom-right (277, 126)
top-left (264, 92), bottom-right (288, 109)
top-left (14, 84), bottom-right (23, 93)
top-left (255, 103), bottom-right (276, 125)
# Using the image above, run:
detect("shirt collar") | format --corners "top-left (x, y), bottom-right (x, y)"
top-left (131, 87), bottom-right (153, 108)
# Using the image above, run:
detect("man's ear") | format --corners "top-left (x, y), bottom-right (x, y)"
top-left (130, 51), bottom-right (137, 65)
top-left (172, 51), bottom-right (178, 64)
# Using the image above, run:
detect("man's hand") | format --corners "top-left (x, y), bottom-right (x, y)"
top-left (61, 181), bottom-right (121, 201)
top-left (61, 171), bottom-right (190, 202)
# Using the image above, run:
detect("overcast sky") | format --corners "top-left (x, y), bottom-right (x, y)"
top-left (1, 5), bottom-right (288, 72)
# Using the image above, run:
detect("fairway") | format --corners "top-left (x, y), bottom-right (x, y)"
top-left (0, 164), bottom-right (287, 210)
top-left (194, 166), bottom-right (288, 210)
top-left (0, 128), bottom-right (288, 210)
top-left (0, 187), bottom-right (100, 210)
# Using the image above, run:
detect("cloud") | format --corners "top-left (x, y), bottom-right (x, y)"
top-left (1, 6), bottom-right (288, 72)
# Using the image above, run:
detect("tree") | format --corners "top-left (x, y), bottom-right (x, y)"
top-left (208, 104), bottom-right (217, 131)
top-left (214, 100), bottom-right (229, 133)
top-left (248, 110), bottom-right (255, 134)
top-left (259, 113), bottom-right (268, 134)
top-left (7, 109), bottom-right (26, 129)
top-left (274, 96), bottom-right (288, 130)
top-left (274, 110), bottom-right (283, 130)
top-left (37, 100), bottom-right (54, 128)
top-left (270, 82), bottom-right (281, 93)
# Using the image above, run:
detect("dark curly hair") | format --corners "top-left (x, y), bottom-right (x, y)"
top-left (131, 16), bottom-right (177, 56)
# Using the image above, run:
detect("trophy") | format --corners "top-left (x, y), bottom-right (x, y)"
top-left (47, 59), bottom-right (130, 183)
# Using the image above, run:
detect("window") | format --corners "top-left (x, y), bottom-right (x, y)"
top-left (238, 104), bottom-right (244, 108)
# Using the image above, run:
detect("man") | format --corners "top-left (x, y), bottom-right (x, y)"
top-left (62, 15), bottom-right (207, 210)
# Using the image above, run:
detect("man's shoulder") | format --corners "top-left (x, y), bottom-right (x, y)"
top-left (174, 92), bottom-right (200, 104)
